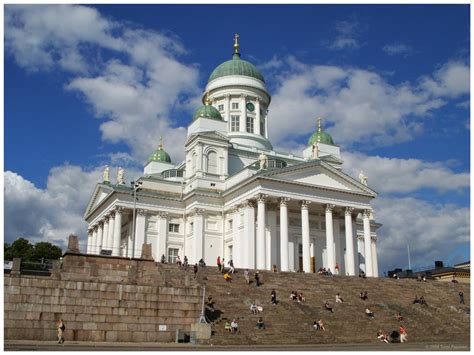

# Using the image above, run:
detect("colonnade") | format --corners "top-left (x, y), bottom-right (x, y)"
top-left (229, 194), bottom-right (379, 277)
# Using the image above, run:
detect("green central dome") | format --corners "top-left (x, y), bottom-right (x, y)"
top-left (307, 118), bottom-right (335, 146)
top-left (208, 53), bottom-right (265, 83)
top-left (193, 104), bottom-right (223, 121)
top-left (148, 138), bottom-right (171, 163)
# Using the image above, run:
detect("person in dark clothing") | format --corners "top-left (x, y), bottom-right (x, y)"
top-left (255, 272), bottom-right (261, 287)
top-left (459, 291), bottom-right (465, 304)
top-left (324, 301), bottom-right (334, 313)
top-left (256, 317), bottom-right (266, 330)
top-left (193, 263), bottom-right (198, 279)
top-left (271, 289), bottom-right (277, 305)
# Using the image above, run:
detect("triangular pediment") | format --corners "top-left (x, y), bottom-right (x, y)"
top-left (83, 183), bottom-right (115, 219)
top-left (260, 161), bottom-right (377, 196)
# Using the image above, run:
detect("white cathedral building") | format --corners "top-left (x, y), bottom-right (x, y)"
top-left (84, 35), bottom-right (381, 277)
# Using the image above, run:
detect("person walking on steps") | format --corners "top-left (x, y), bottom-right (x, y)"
top-left (217, 256), bottom-right (222, 272)
top-left (57, 319), bottom-right (65, 344)
top-left (459, 291), bottom-right (465, 304)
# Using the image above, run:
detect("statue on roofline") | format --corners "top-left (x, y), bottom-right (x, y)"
top-left (117, 167), bottom-right (124, 185)
top-left (258, 152), bottom-right (268, 170)
top-left (103, 165), bottom-right (110, 183)
top-left (359, 170), bottom-right (368, 186)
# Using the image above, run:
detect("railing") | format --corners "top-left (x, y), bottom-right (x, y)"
top-left (19, 260), bottom-right (54, 276)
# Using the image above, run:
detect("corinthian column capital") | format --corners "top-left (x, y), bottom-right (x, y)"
top-left (326, 204), bottom-right (335, 213)
top-left (345, 207), bottom-right (354, 216)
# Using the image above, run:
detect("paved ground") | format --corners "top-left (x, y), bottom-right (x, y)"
top-left (4, 340), bottom-right (470, 351)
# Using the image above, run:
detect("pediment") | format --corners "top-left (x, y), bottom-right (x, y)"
top-left (260, 161), bottom-right (376, 196)
top-left (83, 183), bottom-right (115, 219)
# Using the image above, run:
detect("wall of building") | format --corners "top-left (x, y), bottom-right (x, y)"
top-left (4, 253), bottom-right (202, 342)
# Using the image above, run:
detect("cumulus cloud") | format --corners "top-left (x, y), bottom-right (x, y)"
top-left (266, 56), bottom-right (469, 150)
top-left (342, 152), bottom-right (470, 194)
top-left (373, 197), bottom-right (470, 272)
top-left (382, 43), bottom-right (414, 57)
top-left (5, 4), bottom-right (201, 163)
top-left (4, 165), bottom-right (142, 249)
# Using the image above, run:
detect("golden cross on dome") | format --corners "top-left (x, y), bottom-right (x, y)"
top-left (204, 92), bottom-right (211, 105)
top-left (233, 33), bottom-right (240, 54)
top-left (159, 136), bottom-right (163, 149)
top-left (317, 117), bottom-right (322, 132)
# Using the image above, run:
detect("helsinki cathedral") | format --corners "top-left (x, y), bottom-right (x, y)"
top-left (84, 34), bottom-right (381, 277)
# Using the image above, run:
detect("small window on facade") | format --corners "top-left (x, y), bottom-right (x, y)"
top-left (218, 104), bottom-right (224, 111)
top-left (168, 223), bottom-right (180, 233)
top-left (231, 115), bottom-right (240, 132)
top-left (246, 117), bottom-right (254, 133)
top-left (229, 219), bottom-right (233, 230)
top-left (260, 121), bottom-right (265, 136)
top-left (168, 248), bottom-right (179, 263)
top-left (232, 102), bottom-right (239, 110)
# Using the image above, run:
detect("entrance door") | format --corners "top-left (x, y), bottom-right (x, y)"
top-left (310, 257), bottom-right (315, 273)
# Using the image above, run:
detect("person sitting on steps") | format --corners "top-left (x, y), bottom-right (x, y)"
top-left (160, 254), bottom-right (166, 263)
top-left (324, 301), bottom-right (334, 313)
top-left (298, 292), bottom-right (305, 303)
top-left (198, 258), bottom-right (206, 267)
top-left (396, 312), bottom-right (404, 322)
top-left (365, 307), bottom-right (375, 319)
top-left (360, 291), bottom-right (368, 300)
top-left (336, 293), bottom-right (344, 304)
top-left (230, 319), bottom-right (239, 333)
top-left (290, 291), bottom-right (297, 301)
top-left (256, 317), bottom-right (266, 330)
top-left (224, 321), bottom-right (232, 333)
top-left (419, 296), bottom-right (427, 306)
top-left (317, 319), bottom-right (326, 331)
top-left (413, 295), bottom-right (420, 304)
top-left (224, 273), bottom-right (232, 282)
top-left (250, 302), bottom-right (258, 315)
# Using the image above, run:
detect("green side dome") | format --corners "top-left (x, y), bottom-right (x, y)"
top-left (209, 54), bottom-right (265, 83)
top-left (192, 104), bottom-right (223, 122)
top-left (307, 118), bottom-right (335, 146)
top-left (148, 139), bottom-right (171, 163)
top-left (208, 34), bottom-right (264, 83)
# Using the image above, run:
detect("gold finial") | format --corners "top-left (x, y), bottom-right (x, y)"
top-left (317, 117), bottom-right (322, 132)
top-left (204, 92), bottom-right (211, 105)
top-left (233, 33), bottom-right (240, 54)
top-left (159, 136), bottom-right (163, 149)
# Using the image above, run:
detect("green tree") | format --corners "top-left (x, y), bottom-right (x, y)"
top-left (5, 237), bottom-right (33, 260)
top-left (4, 237), bottom-right (62, 261)
top-left (30, 242), bottom-right (62, 261)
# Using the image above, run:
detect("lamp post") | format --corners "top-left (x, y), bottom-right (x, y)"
top-left (130, 180), bottom-right (142, 259)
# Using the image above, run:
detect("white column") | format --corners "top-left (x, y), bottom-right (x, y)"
top-left (242, 201), bottom-right (255, 269)
top-left (255, 98), bottom-right (261, 136)
top-left (232, 207), bottom-right (242, 268)
top-left (96, 222), bottom-right (104, 254)
top-left (196, 143), bottom-right (203, 173)
top-left (127, 222), bottom-right (133, 258)
top-left (325, 204), bottom-right (336, 272)
top-left (225, 94), bottom-right (231, 122)
top-left (107, 211), bottom-right (115, 252)
top-left (112, 207), bottom-right (122, 256)
top-left (134, 209), bottom-right (146, 258)
top-left (363, 209), bottom-right (373, 277)
top-left (357, 235), bottom-right (365, 274)
top-left (301, 201), bottom-right (311, 273)
top-left (371, 236), bottom-right (379, 277)
top-left (344, 207), bottom-right (356, 276)
top-left (192, 208), bottom-right (204, 264)
top-left (91, 227), bottom-right (98, 255)
top-left (157, 212), bottom-right (168, 261)
top-left (279, 198), bottom-right (289, 272)
top-left (240, 94), bottom-right (247, 133)
top-left (102, 216), bottom-right (110, 250)
top-left (87, 229), bottom-right (93, 254)
top-left (256, 194), bottom-right (266, 270)
top-left (267, 206), bottom-right (277, 270)
top-left (264, 109), bottom-right (269, 138)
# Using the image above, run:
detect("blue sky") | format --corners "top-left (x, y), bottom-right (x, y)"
top-left (4, 4), bottom-right (470, 272)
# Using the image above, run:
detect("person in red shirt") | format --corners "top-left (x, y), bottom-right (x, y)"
top-left (400, 325), bottom-right (408, 343)
top-left (217, 256), bottom-right (222, 272)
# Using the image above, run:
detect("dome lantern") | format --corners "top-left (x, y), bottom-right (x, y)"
top-left (208, 34), bottom-right (265, 83)
top-left (307, 117), bottom-right (335, 146)
top-left (148, 136), bottom-right (172, 163)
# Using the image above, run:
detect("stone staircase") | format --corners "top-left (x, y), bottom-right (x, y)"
top-left (192, 267), bottom-right (469, 346)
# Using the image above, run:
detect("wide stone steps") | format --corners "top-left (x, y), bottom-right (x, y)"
top-left (191, 266), bottom-right (469, 345)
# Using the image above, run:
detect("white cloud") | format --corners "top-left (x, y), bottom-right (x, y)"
top-left (342, 151), bottom-right (470, 194)
top-left (326, 18), bottom-right (367, 50)
top-left (373, 197), bottom-right (469, 272)
top-left (5, 5), bottom-right (201, 163)
top-left (420, 61), bottom-right (470, 98)
top-left (4, 165), bottom-right (142, 249)
top-left (382, 43), bottom-right (414, 57)
top-left (266, 57), bottom-right (468, 150)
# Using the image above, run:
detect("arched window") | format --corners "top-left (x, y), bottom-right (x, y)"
top-left (207, 151), bottom-right (218, 175)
